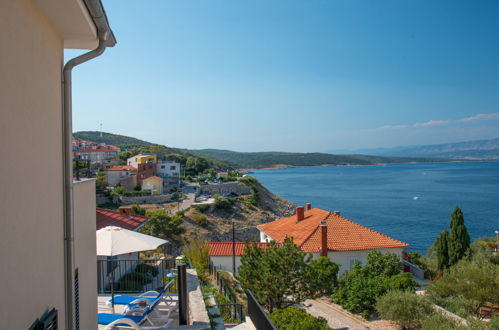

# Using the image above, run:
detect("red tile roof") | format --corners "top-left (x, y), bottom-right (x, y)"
top-left (96, 208), bottom-right (148, 231)
top-left (106, 165), bottom-right (136, 172)
top-left (81, 146), bottom-right (117, 153)
top-left (208, 242), bottom-right (275, 256)
top-left (258, 208), bottom-right (409, 252)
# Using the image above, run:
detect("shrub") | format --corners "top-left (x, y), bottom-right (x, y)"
top-left (193, 213), bottom-right (208, 227)
top-left (183, 236), bottom-right (210, 272)
top-left (269, 307), bottom-right (329, 330)
top-left (384, 273), bottom-right (418, 291)
top-left (214, 196), bottom-right (235, 211)
top-left (131, 205), bottom-right (146, 216)
top-left (238, 176), bottom-right (258, 185)
top-left (420, 313), bottom-right (464, 330)
top-left (135, 263), bottom-right (159, 277)
top-left (376, 290), bottom-right (433, 329)
top-left (195, 204), bottom-right (210, 213)
top-left (427, 257), bottom-right (499, 305)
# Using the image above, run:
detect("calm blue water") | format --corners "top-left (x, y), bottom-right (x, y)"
top-left (251, 162), bottom-right (499, 252)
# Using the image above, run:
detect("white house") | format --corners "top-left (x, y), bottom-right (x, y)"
top-left (156, 161), bottom-right (181, 178)
top-left (209, 204), bottom-right (409, 276)
top-left (258, 204), bottom-right (409, 275)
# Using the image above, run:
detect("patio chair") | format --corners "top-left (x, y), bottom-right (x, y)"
top-left (106, 280), bottom-right (177, 308)
top-left (99, 292), bottom-right (175, 329)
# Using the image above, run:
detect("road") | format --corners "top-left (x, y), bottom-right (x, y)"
top-left (303, 299), bottom-right (369, 330)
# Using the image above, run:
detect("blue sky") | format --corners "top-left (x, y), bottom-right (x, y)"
top-left (68, 0), bottom-right (499, 152)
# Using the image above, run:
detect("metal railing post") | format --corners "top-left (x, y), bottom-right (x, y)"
top-left (178, 264), bottom-right (188, 325)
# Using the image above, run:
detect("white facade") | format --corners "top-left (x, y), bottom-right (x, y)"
top-left (210, 256), bottom-right (242, 274)
top-left (157, 161), bottom-right (181, 178)
top-left (259, 229), bottom-right (405, 276)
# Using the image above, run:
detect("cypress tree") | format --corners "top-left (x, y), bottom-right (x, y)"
top-left (448, 206), bottom-right (470, 266)
top-left (436, 230), bottom-right (449, 270)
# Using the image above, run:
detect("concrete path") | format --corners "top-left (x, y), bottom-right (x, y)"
top-left (302, 299), bottom-right (369, 330)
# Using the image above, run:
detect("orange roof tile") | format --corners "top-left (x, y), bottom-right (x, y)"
top-left (258, 208), bottom-right (409, 252)
top-left (208, 242), bottom-right (275, 256)
top-left (96, 208), bottom-right (148, 231)
top-left (106, 165), bottom-right (136, 172)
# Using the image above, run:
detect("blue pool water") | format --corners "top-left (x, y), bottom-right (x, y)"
top-left (251, 162), bottom-right (499, 252)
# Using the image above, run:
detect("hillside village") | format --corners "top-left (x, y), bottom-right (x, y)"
top-left (72, 134), bottom-right (499, 330)
top-left (3, 2), bottom-right (498, 329)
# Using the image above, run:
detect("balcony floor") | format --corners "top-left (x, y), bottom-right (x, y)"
top-left (98, 294), bottom-right (179, 329)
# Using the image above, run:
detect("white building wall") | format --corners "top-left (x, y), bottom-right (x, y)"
top-left (73, 179), bottom-right (97, 330)
top-left (311, 247), bottom-right (405, 276)
top-left (210, 256), bottom-right (242, 274)
top-left (156, 161), bottom-right (181, 177)
top-left (0, 1), bottom-right (66, 328)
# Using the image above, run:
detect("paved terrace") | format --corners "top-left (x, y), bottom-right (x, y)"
top-left (98, 269), bottom-right (210, 329)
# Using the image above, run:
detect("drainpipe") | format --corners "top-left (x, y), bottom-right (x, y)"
top-left (62, 31), bottom-right (108, 330)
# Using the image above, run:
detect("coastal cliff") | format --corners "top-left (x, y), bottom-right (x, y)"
top-left (180, 179), bottom-right (295, 244)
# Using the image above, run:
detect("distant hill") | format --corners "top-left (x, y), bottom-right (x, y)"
top-left (74, 131), bottom-right (153, 148)
top-left (343, 138), bottom-right (499, 160)
top-left (73, 131), bottom-right (237, 171)
top-left (187, 149), bottom-right (444, 169)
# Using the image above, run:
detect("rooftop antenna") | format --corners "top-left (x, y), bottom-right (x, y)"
top-left (99, 123), bottom-right (103, 137)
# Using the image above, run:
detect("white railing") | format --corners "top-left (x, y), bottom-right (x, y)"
top-left (403, 260), bottom-right (425, 280)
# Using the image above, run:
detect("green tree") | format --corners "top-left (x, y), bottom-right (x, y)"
top-left (304, 256), bottom-right (339, 297)
top-left (238, 238), bottom-right (311, 311)
top-left (141, 209), bottom-right (184, 238)
top-left (448, 206), bottom-right (470, 266)
top-left (331, 250), bottom-right (407, 317)
top-left (376, 290), bottom-right (433, 329)
top-left (435, 230), bottom-right (450, 270)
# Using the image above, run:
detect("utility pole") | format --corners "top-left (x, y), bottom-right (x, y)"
top-left (232, 220), bottom-right (236, 274)
top-left (99, 123), bottom-right (103, 137)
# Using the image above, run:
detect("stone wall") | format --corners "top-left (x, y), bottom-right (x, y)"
top-left (114, 194), bottom-right (173, 205)
top-left (198, 182), bottom-right (251, 196)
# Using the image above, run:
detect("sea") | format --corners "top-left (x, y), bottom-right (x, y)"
top-left (251, 161), bottom-right (499, 253)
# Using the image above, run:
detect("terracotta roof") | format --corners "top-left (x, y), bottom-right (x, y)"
top-left (257, 208), bottom-right (409, 252)
top-left (106, 165), bottom-right (136, 172)
top-left (96, 208), bottom-right (148, 231)
top-left (208, 242), bottom-right (275, 256)
top-left (81, 146), bottom-right (117, 153)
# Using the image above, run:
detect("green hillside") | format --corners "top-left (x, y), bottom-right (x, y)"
top-left (188, 149), bottom-right (445, 169)
top-left (74, 131), bottom-right (153, 148)
top-left (74, 131), bottom-right (446, 171)
top-left (73, 131), bottom-right (237, 172)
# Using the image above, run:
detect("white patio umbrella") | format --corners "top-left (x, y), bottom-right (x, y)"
top-left (96, 226), bottom-right (169, 307)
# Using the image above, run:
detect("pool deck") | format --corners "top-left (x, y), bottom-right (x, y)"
top-left (97, 294), bottom-right (180, 329)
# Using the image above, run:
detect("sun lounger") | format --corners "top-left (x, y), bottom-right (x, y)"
top-left (99, 287), bottom-right (174, 329)
top-left (106, 280), bottom-right (177, 308)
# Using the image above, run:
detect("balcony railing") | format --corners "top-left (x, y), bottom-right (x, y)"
top-left (97, 257), bottom-right (191, 294)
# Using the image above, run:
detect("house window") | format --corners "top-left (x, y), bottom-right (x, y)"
top-left (170, 166), bottom-right (176, 170)
top-left (161, 165), bottom-right (165, 169)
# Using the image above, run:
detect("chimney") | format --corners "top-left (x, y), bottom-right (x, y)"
top-left (119, 207), bottom-right (132, 217)
top-left (296, 206), bottom-right (305, 221)
top-left (333, 211), bottom-right (341, 216)
top-left (320, 220), bottom-right (327, 257)
top-left (305, 203), bottom-right (311, 211)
